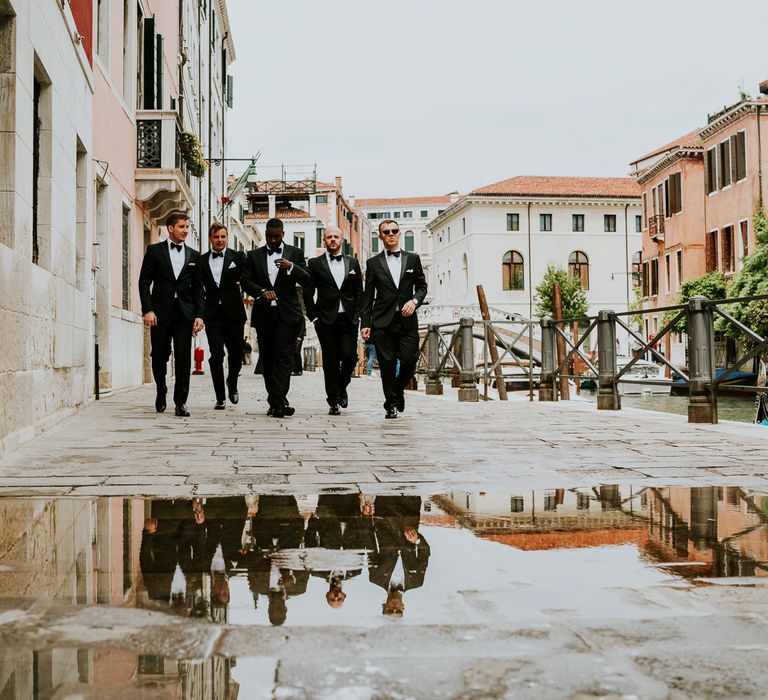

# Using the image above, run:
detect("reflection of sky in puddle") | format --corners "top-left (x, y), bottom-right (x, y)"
top-left (225, 526), bottom-right (692, 628)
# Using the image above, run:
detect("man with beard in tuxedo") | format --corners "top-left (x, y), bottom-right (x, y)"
top-left (241, 218), bottom-right (310, 418)
top-left (305, 226), bottom-right (363, 415)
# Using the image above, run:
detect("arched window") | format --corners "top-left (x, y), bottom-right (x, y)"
top-left (502, 251), bottom-right (524, 290)
top-left (462, 253), bottom-right (469, 293)
top-left (404, 230), bottom-right (415, 252)
top-left (569, 251), bottom-right (589, 289)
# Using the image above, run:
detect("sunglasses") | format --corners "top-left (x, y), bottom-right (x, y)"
top-left (381, 229), bottom-right (400, 235)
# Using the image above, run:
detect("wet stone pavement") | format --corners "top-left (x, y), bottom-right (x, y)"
top-left (1, 372), bottom-right (768, 698)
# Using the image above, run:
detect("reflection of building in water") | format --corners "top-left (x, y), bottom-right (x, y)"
top-left (643, 487), bottom-right (768, 577)
top-left (0, 498), bottom-right (144, 698)
top-left (433, 487), bottom-right (648, 550)
top-left (135, 655), bottom-right (237, 699)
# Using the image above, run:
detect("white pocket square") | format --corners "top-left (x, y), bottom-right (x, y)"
top-left (228, 261), bottom-right (237, 269)
top-left (348, 269), bottom-right (357, 275)
top-left (188, 262), bottom-right (196, 266)
top-left (405, 268), bottom-right (414, 273)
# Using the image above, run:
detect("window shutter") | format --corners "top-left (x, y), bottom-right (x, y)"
top-left (705, 232), bottom-right (712, 272)
top-left (736, 131), bottom-right (747, 181)
top-left (730, 135), bottom-right (739, 183)
top-left (703, 150), bottom-right (710, 194)
top-left (155, 34), bottom-right (163, 109)
top-left (226, 75), bottom-right (234, 108)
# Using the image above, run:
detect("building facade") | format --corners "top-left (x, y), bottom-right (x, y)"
top-left (631, 88), bottom-right (768, 366)
top-left (0, 0), bottom-right (94, 453)
top-left (427, 176), bottom-right (641, 321)
top-left (354, 194), bottom-right (457, 302)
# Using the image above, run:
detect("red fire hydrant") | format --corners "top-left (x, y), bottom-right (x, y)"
top-left (193, 346), bottom-right (205, 375)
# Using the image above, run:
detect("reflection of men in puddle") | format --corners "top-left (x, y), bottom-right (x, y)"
top-left (369, 496), bottom-right (430, 617)
top-left (244, 496), bottom-right (309, 625)
top-left (305, 494), bottom-right (376, 609)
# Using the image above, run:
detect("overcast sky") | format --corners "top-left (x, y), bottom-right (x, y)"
top-left (226, 0), bottom-right (768, 199)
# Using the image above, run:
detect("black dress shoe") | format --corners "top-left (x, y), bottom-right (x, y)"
top-left (227, 383), bottom-right (239, 404)
top-left (174, 404), bottom-right (190, 417)
top-left (271, 407), bottom-right (285, 418)
top-left (396, 394), bottom-right (405, 413)
top-left (340, 389), bottom-right (348, 409)
top-left (267, 407), bottom-right (274, 416)
top-left (329, 404), bottom-right (341, 416)
top-left (155, 387), bottom-right (167, 413)
top-left (385, 407), bottom-right (398, 419)
top-left (282, 405), bottom-right (295, 417)
top-left (214, 400), bottom-right (226, 410)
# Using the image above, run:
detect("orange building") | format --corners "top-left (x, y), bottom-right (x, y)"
top-left (630, 84), bottom-right (768, 366)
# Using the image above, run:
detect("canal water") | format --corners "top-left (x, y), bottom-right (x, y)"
top-left (0, 488), bottom-right (766, 697)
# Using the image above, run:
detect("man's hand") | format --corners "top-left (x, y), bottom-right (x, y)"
top-left (144, 517), bottom-right (158, 533)
top-left (401, 300), bottom-right (417, 318)
top-left (404, 527), bottom-right (420, 544)
top-left (193, 317), bottom-right (204, 335)
top-left (143, 311), bottom-right (157, 327)
top-left (261, 290), bottom-right (277, 301)
top-left (294, 337), bottom-right (302, 347)
top-left (274, 258), bottom-right (293, 270)
top-left (361, 327), bottom-right (371, 341)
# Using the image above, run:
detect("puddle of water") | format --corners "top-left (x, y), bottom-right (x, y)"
top-left (0, 488), bottom-right (767, 697)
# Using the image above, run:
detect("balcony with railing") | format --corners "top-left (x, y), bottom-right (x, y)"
top-left (648, 215), bottom-right (665, 242)
top-left (135, 111), bottom-right (195, 222)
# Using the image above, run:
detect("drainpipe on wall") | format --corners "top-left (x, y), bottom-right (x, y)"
top-left (527, 202), bottom-right (532, 318)
top-left (624, 203), bottom-right (630, 308)
top-left (758, 104), bottom-right (764, 208)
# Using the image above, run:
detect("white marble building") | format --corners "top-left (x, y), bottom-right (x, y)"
top-left (0, 0), bottom-right (94, 452)
top-left (427, 176), bottom-right (642, 320)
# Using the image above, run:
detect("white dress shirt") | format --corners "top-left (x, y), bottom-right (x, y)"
top-left (209, 249), bottom-right (225, 286)
top-left (385, 249), bottom-right (402, 285)
top-left (327, 251), bottom-right (345, 312)
top-left (168, 239), bottom-right (185, 279)
top-left (267, 246), bottom-right (289, 306)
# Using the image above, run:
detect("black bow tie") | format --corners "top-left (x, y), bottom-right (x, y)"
top-left (211, 251), bottom-right (224, 258)
top-left (329, 254), bottom-right (343, 262)
top-left (386, 250), bottom-right (401, 258)
top-left (268, 247), bottom-right (282, 255)
top-left (171, 243), bottom-right (183, 252)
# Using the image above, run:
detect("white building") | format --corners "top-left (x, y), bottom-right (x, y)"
top-left (427, 176), bottom-right (642, 320)
top-left (355, 194), bottom-right (459, 301)
top-left (0, 0), bottom-right (94, 452)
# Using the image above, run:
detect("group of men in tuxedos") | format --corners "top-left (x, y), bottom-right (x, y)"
top-left (139, 213), bottom-right (427, 419)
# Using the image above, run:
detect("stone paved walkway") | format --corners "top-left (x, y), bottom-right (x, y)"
top-left (0, 370), bottom-right (766, 496)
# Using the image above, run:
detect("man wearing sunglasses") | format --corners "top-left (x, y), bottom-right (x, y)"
top-left (360, 220), bottom-right (428, 419)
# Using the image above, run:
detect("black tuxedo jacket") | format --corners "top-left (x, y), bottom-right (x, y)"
top-left (305, 253), bottom-right (363, 325)
top-left (241, 243), bottom-right (310, 327)
top-left (360, 250), bottom-right (428, 331)
top-left (138, 241), bottom-right (204, 323)
top-left (199, 248), bottom-right (247, 324)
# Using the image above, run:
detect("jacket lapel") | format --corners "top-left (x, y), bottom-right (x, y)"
top-left (378, 252), bottom-right (397, 290)
top-left (259, 246), bottom-right (270, 285)
top-left (160, 240), bottom-right (174, 276)
top-left (343, 254), bottom-right (350, 280)
top-left (398, 251), bottom-right (409, 287)
top-left (319, 251), bottom-right (332, 280)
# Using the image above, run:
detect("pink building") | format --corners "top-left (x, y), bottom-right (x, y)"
top-left (630, 85), bottom-right (768, 365)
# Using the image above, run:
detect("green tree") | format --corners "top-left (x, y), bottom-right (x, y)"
top-left (662, 270), bottom-right (726, 334)
top-left (534, 265), bottom-right (588, 319)
top-left (716, 205), bottom-right (768, 347)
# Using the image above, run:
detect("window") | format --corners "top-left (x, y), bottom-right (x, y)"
top-left (539, 213), bottom-right (552, 231)
top-left (604, 214), bottom-right (616, 232)
top-left (664, 254), bottom-right (671, 293)
top-left (393, 211), bottom-right (401, 218)
top-left (577, 493), bottom-right (590, 510)
top-left (462, 218), bottom-right (466, 235)
top-left (632, 251), bottom-right (642, 288)
top-left (506, 213), bottom-right (519, 231)
top-left (721, 225), bottom-right (734, 272)
top-left (32, 76), bottom-right (41, 265)
top-left (568, 251), bottom-right (589, 290)
top-left (732, 131), bottom-right (747, 181)
top-left (315, 226), bottom-right (324, 247)
top-left (635, 215), bottom-right (642, 233)
top-left (121, 205), bottom-right (131, 309)
top-left (668, 172), bottom-right (682, 214)
top-left (642, 192), bottom-right (648, 228)
top-left (650, 258), bottom-right (659, 296)
top-left (740, 220), bottom-right (749, 258)
top-left (122, 0), bottom-right (131, 102)
top-left (642, 261), bottom-right (649, 298)
top-left (572, 214), bottom-right (584, 232)
top-left (371, 233), bottom-right (379, 253)
top-left (420, 210), bottom-right (428, 218)
top-left (705, 147), bottom-right (717, 194)
top-left (543, 493), bottom-right (557, 511)
top-left (404, 230), bottom-right (414, 252)
top-left (510, 496), bottom-right (524, 513)
top-left (403, 211), bottom-right (413, 218)
top-left (502, 250), bottom-right (524, 290)
top-left (437, 209), bottom-right (445, 215)
top-left (293, 231), bottom-right (304, 250)
top-left (97, 0), bottom-right (110, 64)
top-left (316, 195), bottom-right (327, 204)
top-left (706, 230), bottom-right (718, 272)
top-left (719, 139), bottom-right (731, 188)
top-left (676, 250), bottom-right (682, 291)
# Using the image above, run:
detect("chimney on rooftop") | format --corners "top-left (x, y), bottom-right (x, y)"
top-left (449, 191), bottom-right (459, 203)
top-left (760, 79), bottom-right (768, 96)
top-left (335, 176), bottom-right (342, 192)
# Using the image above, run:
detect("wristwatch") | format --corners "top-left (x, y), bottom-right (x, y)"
top-left (411, 298), bottom-right (419, 306)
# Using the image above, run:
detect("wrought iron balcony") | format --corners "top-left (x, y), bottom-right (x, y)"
top-left (135, 110), bottom-right (195, 222)
top-left (648, 215), bottom-right (665, 242)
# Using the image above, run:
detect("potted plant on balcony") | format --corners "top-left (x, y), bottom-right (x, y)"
top-left (177, 131), bottom-right (207, 178)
